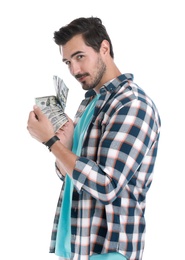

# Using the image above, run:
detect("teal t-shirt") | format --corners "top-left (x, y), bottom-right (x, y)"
top-left (55, 94), bottom-right (100, 258)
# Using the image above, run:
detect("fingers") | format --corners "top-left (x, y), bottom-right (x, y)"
top-left (27, 110), bottom-right (37, 125)
top-left (27, 110), bottom-right (38, 134)
top-left (27, 106), bottom-right (45, 133)
top-left (33, 105), bottom-right (44, 121)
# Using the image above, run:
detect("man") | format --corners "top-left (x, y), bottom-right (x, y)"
top-left (27, 17), bottom-right (161, 260)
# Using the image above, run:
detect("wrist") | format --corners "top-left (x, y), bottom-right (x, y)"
top-left (43, 136), bottom-right (60, 151)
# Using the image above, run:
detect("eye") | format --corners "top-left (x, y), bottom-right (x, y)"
top-left (76, 54), bottom-right (84, 60)
top-left (65, 60), bottom-right (71, 66)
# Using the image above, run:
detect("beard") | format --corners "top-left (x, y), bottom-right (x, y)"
top-left (76, 56), bottom-right (106, 91)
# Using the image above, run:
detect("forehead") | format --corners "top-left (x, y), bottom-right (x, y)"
top-left (60, 34), bottom-right (92, 59)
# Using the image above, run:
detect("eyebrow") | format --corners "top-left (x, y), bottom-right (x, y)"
top-left (62, 51), bottom-right (84, 62)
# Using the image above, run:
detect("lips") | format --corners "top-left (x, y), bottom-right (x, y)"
top-left (75, 73), bottom-right (89, 82)
top-left (78, 75), bottom-right (87, 82)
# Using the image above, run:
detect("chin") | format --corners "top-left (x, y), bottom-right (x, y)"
top-left (82, 84), bottom-right (91, 91)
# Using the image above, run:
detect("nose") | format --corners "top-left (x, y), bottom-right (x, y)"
top-left (70, 61), bottom-right (81, 76)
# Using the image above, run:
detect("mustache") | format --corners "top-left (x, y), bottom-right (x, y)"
top-left (75, 73), bottom-right (89, 79)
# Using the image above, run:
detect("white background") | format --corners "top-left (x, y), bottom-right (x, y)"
top-left (0, 1), bottom-right (184, 259)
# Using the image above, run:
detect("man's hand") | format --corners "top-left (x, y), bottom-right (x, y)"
top-left (55, 117), bottom-right (74, 150)
top-left (27, 105), bottom-right (55, 143)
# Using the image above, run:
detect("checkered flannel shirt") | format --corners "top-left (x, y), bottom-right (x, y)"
top-left (49, 73), bottom-right (161, 260)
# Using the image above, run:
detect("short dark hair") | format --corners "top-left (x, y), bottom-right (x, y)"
top-left (53, 17), bottom-right (114, 58)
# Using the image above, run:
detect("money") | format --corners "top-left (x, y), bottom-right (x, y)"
top-left (53, 75), bottom-right (69, 111)
top-left (35, 76), bottom-right (69, 133)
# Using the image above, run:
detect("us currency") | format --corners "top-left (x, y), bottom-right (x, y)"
top-left (35, 76), bottom-right (69, 133)
top-left (53, 75), bottom-right (69, 111)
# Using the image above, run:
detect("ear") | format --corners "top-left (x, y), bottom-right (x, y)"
top-left (100, 39), bottom-right (110, 56)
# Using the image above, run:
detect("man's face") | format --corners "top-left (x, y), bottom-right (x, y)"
top-left (61, 34), bottom-right (106, 92)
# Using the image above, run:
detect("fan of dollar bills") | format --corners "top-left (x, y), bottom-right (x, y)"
top-left (35, 76), bottom-right (69, 133)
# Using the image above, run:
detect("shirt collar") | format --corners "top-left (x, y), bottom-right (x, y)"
top-left (85, 73), bottom-right (134, 98)
top-left (102, 73), bottom-right (134, 93)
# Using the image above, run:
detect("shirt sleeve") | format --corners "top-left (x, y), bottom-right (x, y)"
top-left (72, 98), bottom-right (160, 204)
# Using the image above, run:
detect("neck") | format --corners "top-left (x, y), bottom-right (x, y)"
top-left (94, 62), bottom-right (122, 93)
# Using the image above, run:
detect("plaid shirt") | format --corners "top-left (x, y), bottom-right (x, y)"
top-left (49, 73), bottom-right (161, 260)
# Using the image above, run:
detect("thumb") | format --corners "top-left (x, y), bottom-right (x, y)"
top-left (33, 105), bottom-right (45, 120)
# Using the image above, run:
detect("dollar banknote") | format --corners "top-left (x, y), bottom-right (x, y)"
top-left (35, 76), bottom-right (69, 133)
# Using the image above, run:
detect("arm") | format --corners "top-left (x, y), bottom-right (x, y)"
top-left (70, 99), bottom-right (159, 204)
top-left (55, 118), bottom-right (74, 177)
